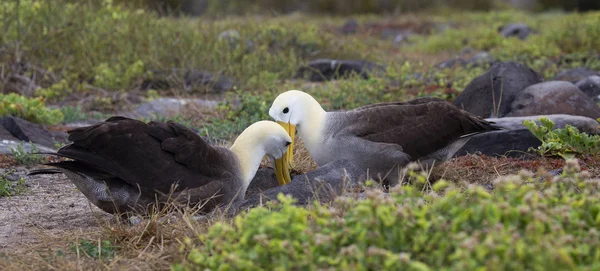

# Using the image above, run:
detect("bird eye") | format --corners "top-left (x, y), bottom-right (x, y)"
top-left (285, 141), bottom-right (291, 146)
top-left (283, 107), bottom-right (289, 114)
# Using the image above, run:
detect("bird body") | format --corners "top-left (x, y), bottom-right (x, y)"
top-left (269, 90), bottom-right (499, 184)
top-left (29, 116), bottom-right (292, 215)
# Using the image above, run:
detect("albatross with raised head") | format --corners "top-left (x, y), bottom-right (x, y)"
top-left (29, 116), bottom-right (292, 215)
top-left (269, 90), bottom-right (499, 185)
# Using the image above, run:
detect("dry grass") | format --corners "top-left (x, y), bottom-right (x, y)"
top-left (432, 154), bottom-right (600, 187)
top-left (0, 199), bottom-right (233, 270)
top-left (0, 155), bottom-right (16, 168)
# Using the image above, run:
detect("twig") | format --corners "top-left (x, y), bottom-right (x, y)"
top-left (27, 63), bottom-right (59, 83)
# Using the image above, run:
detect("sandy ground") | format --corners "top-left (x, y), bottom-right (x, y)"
top-left (0, 166), bottom-right (111, 252)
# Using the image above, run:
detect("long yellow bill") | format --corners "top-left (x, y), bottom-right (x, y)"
top-left (274, 155), bottom-right (292, 185)
top-left (277, 121), bottom-right (296, 169)
top-left (274, 121), bottom-right (296, 185)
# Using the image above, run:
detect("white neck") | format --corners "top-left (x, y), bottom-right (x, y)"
top-left (229, 137), bottom-right (265, 190)
top-left (296, 96), bottom-right (327, 153)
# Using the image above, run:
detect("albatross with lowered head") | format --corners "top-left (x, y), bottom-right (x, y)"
top-left (269, 90), bottom-right (499, 185)
top-left (29, 116), bottom-right (292, 215)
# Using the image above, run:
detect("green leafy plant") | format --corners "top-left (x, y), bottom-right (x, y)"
top-left (69, 239), bottom-right (116, 260)
top-left (523, 117), bottom-right (600, 158)
top-left (10, 143), bottom-right (48, 166)
top-left (176, 159), bottom-right (600, 270)
top-left (0, 170), bottom-right (27, 197)
top-left (0, 93), bottom-right (64, 125)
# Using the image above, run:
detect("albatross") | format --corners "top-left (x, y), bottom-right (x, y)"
top-left (269, 90), bottom-right (499, 185)
top-left (29, 116), bottom-right (292, 215)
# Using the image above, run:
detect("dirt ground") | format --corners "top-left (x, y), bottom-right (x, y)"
top-left (0, 166), bottom-right (111, 253)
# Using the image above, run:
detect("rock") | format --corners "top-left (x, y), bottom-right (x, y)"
top-left (498, 23), bottom-right (534, 40)
top-left (245, 167), bottom-right (279, 198)
top-left (453, 62), bottom-right (544, 118)
top-left (452, 129), bottom-right (540, 159)
top-left (0, 116), bottom-right (68, 149)
top-left (341, 19), bottom-right (359, 35)
top-left (468, 52), bottom-right (494, 66)
top-left (575, 75), bottom-right (600, 101)
top-left (487, 114), bottom-right (600, 135)
top-left (140, 69), bottom-right (236, 93)
top-left (183, 70), bottom-right (235, 93)
top-left (228, 159), bottom-right (366, 215)
top-left (436, 52), bottom-right (494, 69)
top-left (506, 81), bottom-right (600, 119)
top-left (296, 59), bottom-right (385, 82)
top-left (436, 57), bottom-right (465, 69)
top-left (126, 97), bottom-right (219, 119)
top-left (548, 169), bottom-right (563, 176)
top-left (0, 125), bottom-right (19, 142)
top-left (553, 67), bottom-right (599, 83)
top-left (393, 33), bottom-right (409, 45)
top-left (0, 140), bottom-right (55, 155)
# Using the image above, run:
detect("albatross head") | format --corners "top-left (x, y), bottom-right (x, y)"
top-left (231, 121), bottom-right (293, 186)
top-left (268, 90), bottom-right (326, 173)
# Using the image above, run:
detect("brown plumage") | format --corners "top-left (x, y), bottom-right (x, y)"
top-left (339, 97), bottom-right (497, 160)
top-left (29, 116), bottom-right (292, 215)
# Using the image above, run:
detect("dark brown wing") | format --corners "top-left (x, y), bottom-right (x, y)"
top-left (338, 98), bottom-right (500, 159)
top-left (56, 116), bottom-right (240, 193)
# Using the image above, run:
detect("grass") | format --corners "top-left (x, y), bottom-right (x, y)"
top-left (3, 1), bottom-right (600, 135)
top-left (0, 170), bottom-right (27, 197)
top-left (9, 143), bottom-right (48, 166)
top-left (1, 1), bottom-right (600, 270)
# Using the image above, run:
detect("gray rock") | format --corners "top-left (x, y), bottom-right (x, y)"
top-left (245, 167), bottom-right (279, 198)
top-left (228, 159), bottom-right (366, 215)
top-left (506, 81), bottom-right (600, 119)
top-left (548, 169), bottom-right (563, 176)
top-left (436, 52), bottom-right (494, 69)
top-left (341, 19), bottom-right (359, 35)
top-left (0, 140), bottom-right (55, 155)
top-left (487, 114), bottom-right (600, 135)
top-left (183, 70), bottom-right (235, 93)
top-left (575, 75), bottom-right (600, 101)
top-left (553, 67), bottom-right (599, 83)
top-left (453, 61), bottom-right (544, 118)
top-left (127, 97), bottom-right (219, 119)
top-left (140, 69), bottom-right (237, 93)
top-left (296, 59), bottom-right (385, 82)
top-left (468, 52), bottom-right (494, 66)
top-left (0, 125), bottom-right (19, 142)
top-left (499, 23), bottom-right (534, 40)
top-left (0, 116), bottom-right (68, 149)
top-left (453, 129), bottom-right (540, 159)
top-left (393, 33), bottom-right (409, 44)
top-left (436, 57), bottom-right (465, 69)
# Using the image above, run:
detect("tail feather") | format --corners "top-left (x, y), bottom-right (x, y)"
top-left (28, 168), bottom-right (64, 176)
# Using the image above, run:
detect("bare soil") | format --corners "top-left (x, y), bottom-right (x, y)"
top-left (0, 166), bottom-right (110, 253)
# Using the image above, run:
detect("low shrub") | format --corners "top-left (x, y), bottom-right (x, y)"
top-left (176, 159), bottom-right (600, 270)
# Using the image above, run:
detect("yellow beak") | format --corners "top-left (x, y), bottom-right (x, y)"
top-left (274, 121), bottom-right (296, 185)
top-left (274, 154), bottom-right (292, 185)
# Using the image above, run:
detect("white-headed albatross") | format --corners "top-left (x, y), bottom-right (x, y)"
top-left (269, 90), bottom-right (499, 185)
top-left (29, 116), bottom-right (292, 215)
